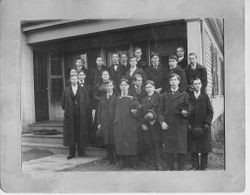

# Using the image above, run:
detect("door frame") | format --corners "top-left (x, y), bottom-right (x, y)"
top-left (47, 53), bottom-right (65, 120)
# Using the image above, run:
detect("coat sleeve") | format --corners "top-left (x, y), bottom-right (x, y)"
top-left (96, 98), bottom-right (102, 125)
top-left (61, 91), bottom-right (66, 110)
top-left (158, 93), bottom-right (166, 124)
top-left (180, 69), bottom-right (188, 91)
top-left (140, 69), bottom-right (147, 81)
top-left (204, 95), bottom-right (214, 125)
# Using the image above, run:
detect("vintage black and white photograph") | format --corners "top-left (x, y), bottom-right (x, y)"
top-left (0, 0), bottom-right (245, 193)
top-left (21, 18), bottom-right (225, 172)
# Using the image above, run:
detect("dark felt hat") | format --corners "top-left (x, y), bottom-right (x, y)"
top-left (192, 127), bottom-right (204, 137)
top-left (144, 109), bottom-right (157, 122)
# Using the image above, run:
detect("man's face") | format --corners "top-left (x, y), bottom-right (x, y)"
top-left (106, 82), bottom-right (114, 93)
top-left (193, 79), bottom-right (202, 91)
top-left (70, 76), bottom-right (78, 86)
top-left (78, 72), bottom-right (86, 82)
top-left (120, 81), bottom-right (129, 93)
top-left (135, 77), bottom-right (142, 88)
top-left (102, 71), bottom-right (110, 81)
top-left (130, 58), bottom-right (137, 68)
top-left (189, 55), bottom-right (197, 65)
top-left (176, 48), bottom-right (185, 58)
top-left (96, 58), bottom-right (103, 67)
top-left (134, 49), bottom-right (142, 59)
top-left (121, 54), bottom-right (128, 63)
top-left (145, 84), bottom-right (155, 94)
top-left (151, 55), bottom-right (159, 65)
top-left (169, 59), bottom-right (178, 69)
top-left (75, 59), bottom-right (83, 67)
top-left (169, 76), bottom-right (180, 88)
top-left (112, 54), bottom-right (119, 63)
top-left (70, 69), bottom-right (77, 77)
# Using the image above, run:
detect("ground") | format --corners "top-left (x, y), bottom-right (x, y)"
top-left (22, 145), bottom-right (224, 172)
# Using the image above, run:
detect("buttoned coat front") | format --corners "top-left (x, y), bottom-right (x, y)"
top-left (188, 93), bottom-right (214, 152)
top-left (61, 86), bottom-right (89, 147)
top-left (158, 90), bottom-right (190, 153)
top-left (113, 95), bottom-right (142, 155)
top-left (96, 94), bottom-right (117, 145)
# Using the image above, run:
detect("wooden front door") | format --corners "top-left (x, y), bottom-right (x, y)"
top-left (48, 53), bottom-right (65, 120)
top-left (33, 51), bottom-right (49, 121)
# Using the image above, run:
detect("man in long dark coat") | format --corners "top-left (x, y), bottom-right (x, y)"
top-left (165, 54), bottom-right (187, 92)
top-left (78, 70), bottom-right (95, 146)
top-left (140, 80), bottom-right (163, 170)
top-left (113, 78), bottom-right (142, 169)
top-left (188, 78), bottom-right (214, 170)
top-left (61, 75), bottom-right (89, 159)
top-left (96, 80), bottom-right (117, 164)
top-left (185, 53), bottom-right (207, 94)
top-left (158, 73), bottom-right (191, 170)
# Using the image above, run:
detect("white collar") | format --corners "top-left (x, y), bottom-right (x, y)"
top-left (130, 67), bottom-right (137, 72)
top-left (190, 63), bottom-right (197, 70)
top-left (194, 91), bottom-right (201, 98)
top-left (178, 56), bottom-right (184, 61)
top-left (148, 92), bottom-right (154, 96)
top-left (171, 87), bottom-right (179, 92)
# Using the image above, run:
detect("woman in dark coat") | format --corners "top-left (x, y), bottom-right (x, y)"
top-left (61, 75), bottom-right (89, 159)
top-left (113, 78), bottom-right (142, 169)
top-left (158, 73), bottom-right (191, 170)
top-left (96, 80), bottom-right (117, 164)
top-left (188, 78), bottom-right (214, 170)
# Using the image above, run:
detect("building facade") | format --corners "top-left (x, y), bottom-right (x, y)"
top-left (21, 18), bottom-right (224, 137)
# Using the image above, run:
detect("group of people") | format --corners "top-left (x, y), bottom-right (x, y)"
top-left (61, 47), bottom-right (213, 171)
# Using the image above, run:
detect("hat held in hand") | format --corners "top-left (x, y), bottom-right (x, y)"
top-left (192, 127), bottom-right (204, 137)
top-left (144, 109), bottom-right (156, 122)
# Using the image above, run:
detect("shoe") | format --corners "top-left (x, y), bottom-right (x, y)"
top-left (78, 152), bottom-right (88, 157)
top-left (67, 155), bottom-right (75, 160)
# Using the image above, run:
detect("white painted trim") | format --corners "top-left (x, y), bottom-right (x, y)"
top-left (24, 19), bottom-right (168, 44)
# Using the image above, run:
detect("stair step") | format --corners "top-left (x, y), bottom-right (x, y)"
top-left (22, 142), bottom-right (68, 154)
top-left (29, 121), bottom-right (63, 133)
top-left (22, 133), bottom-right (63, 145)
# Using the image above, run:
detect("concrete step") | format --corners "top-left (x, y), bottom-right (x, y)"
top-left (29, 121), bottom-right (63, 133)
top-left (22, 133), bottom-right (63, 145)
top-left (22, 142), bottom-right (68, 154)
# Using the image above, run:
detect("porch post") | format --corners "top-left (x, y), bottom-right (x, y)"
top-left (186, 19), bottom-right (203, 64)
top-left (21, 32), bottom-right (36, 131)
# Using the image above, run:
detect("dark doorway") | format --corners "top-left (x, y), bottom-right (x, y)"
top-left (33, 51), bottom-right (49, 121)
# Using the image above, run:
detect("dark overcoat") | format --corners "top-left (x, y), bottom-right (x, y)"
top-left (140, 93), bottom-right (162, 150)
top-left (158, 90), bottom-right (191, 153)
top-left (61, 86), bottom-right (89, 147)
top-left (185, 63), bottom-right (207, 94)
top-left (137, 59), bottom-right (148, 71)
top-left (188, 93), bottom-right (214, 153)
top-left (177, 57), bottom-right (188, 70)
top-left (113, 95), bottom-right (142, 155)
top-left (145, 64), bottom-right (166, 89)
top-left (125, 67), bottom-right (147, 82)
top-left (165, 65), bottom-right (187, 92)
top-left (129, 85), bottom-right (147, 103)
top-left (96, 94), bottom-right (117, 145)
top-left (109, 63), bottom-right (124, 86)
